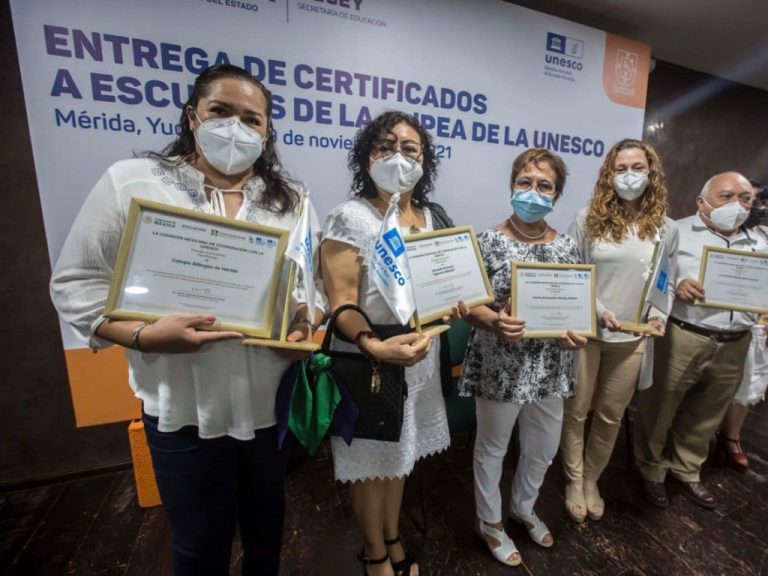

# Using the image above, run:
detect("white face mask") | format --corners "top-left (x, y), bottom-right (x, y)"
top-left (702, 197), bottom-right (750, 231)
top-left (369, 153), bottom-right (424, 195)
top-left (613, 171), bottom-right (649, 201)
top-left (194, 113), bottom-right (264, 175)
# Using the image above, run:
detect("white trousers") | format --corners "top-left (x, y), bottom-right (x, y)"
top-left (473, 396), bottom-right (564, 523)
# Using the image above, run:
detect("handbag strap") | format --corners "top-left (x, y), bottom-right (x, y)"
top-left (321, 304), bottom-right (375, 353)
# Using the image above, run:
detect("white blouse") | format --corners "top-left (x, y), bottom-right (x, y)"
top-left (50, 158), bottom-right (326, 439)
top-left (569, 207), bottom-right (679, 343)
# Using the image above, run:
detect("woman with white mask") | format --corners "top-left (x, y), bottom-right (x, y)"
top-left (560, 139), bottom-right (678, 523)
top-left (50, 65), bottom-right (326, 575)
top-left (455, 148), bottom-right (587, 566)
top-left (321, 111), bottom-right (454, 576)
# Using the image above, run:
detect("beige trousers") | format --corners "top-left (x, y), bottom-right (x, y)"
top-left (633, 322), bottom-right (749, 482)
top-left (561, 338), bottom-right (646, 482)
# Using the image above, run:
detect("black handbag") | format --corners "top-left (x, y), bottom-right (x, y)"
top-left (322, 304), bottom-right (409, 442)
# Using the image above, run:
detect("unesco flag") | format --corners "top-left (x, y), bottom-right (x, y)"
top-left (647, 241), bottom-right (671, 315)
top-left (370, 193), bottom-right (417, 325)
top-left (286, 192), bottom-right (317, 322)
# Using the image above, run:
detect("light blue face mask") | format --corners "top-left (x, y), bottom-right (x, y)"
top-left (510, 189), bottom-right (554, 223)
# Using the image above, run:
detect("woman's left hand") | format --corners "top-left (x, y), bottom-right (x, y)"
top-left (442, 300), bottom-right (471, 323)
top-left (269, 321), bottom-right (314, 361)
top-left (559, 330), bottom-right (588, 350)
top-left (646, 318), bottom-right (666, 338)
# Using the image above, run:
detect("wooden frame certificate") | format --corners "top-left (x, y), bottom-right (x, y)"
top-left (696, 246), bottom-right (768, 314)
top-left (511, 262), bottom-right (596, 338)
top-left (105, 198), bottom-right (288, 337)
top-left (405, 226), bottom-right (494, 324)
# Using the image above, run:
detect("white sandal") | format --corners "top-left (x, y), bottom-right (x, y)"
top-left (509, 510), bottom-right (554, 548)
top-left (564, 482), bottom-right (587, 524)
top-left (475, 519), bottom-right (522, 566)
top-left (584, 484), bottom-right (605, 521)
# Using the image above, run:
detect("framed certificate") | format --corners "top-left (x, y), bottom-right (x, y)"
top-left (405, 226), bottom-right (494, 324)
top-left (617, 240), bottom-right (666, 337)
top-left (510, 262), bottom-right (596, 338)
top-left (105, 198), bottom-right (289, 338)
top-left (696, 246), bottom-right (768, 314)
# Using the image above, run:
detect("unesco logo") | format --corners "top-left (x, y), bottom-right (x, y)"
top-left (545, 32), bottom-right (584, 76)
top-left (546, 32), bottom-right (584, 59)
top-left (383, 228), bottom-right (405, 257)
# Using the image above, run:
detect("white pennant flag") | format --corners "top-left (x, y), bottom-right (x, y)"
top-left (646, 240), bottom-right (671, 315)
top-left (370, 193), bottom-right (417, 325)
top-left (286, 193), bottom-right (316, 322)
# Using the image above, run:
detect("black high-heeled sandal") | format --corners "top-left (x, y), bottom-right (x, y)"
top-left (384, 536), bottom-right (417, 576)
top-left (357, 548), bottom-right (389, 575)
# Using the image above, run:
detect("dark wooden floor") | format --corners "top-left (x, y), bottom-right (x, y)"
top-left (2, 401), bottom-right (767, 576)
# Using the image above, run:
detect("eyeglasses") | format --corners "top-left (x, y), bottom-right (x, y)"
top-left (371, 139), bottom-right (423, 160)
top-left (513, 177), bottom-right (556, 196)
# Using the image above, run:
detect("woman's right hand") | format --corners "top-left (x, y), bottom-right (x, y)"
top-left (364, 332), bottom-right (432, 367)
top-left (601, 310), bottom-right (622, 331)
top-left (494, 307), bottom-right (526, 342)
top-left (139, 314), bottom-right (243, 353)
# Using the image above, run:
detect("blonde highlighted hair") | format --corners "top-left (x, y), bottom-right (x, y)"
top-left (586, 139), bottom-right (668, 242)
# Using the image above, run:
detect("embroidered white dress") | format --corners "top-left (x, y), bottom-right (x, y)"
top-left (322, 198), bottom-right (450, 482)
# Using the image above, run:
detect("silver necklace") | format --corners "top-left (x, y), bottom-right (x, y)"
top-left (508, 217), bottom-right (549, 240)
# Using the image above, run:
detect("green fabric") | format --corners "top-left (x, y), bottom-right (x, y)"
top-left (288, 354), bottom-right (340, 455)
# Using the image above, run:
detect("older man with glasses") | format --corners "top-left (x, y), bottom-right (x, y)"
top-left (633, 172), bottom-right (765, 510)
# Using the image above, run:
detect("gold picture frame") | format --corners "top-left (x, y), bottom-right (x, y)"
top-left (696, 246), bottom-right (768, 314)
top-left (404, 225), bottom-right (494, 326)
top-left (105, 197), bottom-right (288, 338)
top-left (510, 261), bottom-right (597, 338)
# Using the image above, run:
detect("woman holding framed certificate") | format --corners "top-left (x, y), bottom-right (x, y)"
top-left (51, 65), bottom-right (325, 576)
top-left (560, 139), bottom-right (678, 523)
top-left (320, 111), bottom-right (453, 576)
top-left (457, 148), bottom-right (586, 566)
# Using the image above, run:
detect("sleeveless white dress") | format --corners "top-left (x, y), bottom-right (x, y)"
top-left (322, 198), bottom-right (450, 482)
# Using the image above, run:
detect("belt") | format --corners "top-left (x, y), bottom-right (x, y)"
top-left (669, 317), bottom-right (748, 343)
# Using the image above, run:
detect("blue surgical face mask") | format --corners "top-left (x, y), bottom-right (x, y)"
top-left (510, 189), bottom-right (554, 223)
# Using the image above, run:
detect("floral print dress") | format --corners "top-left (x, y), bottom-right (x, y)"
top-left (459, 228), bottom-right (582, 404)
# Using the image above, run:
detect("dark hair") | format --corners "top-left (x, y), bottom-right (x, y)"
top-left (151, 64), bottom-right (298, 214)
top-left (745, 178), bottom-right (768, 228)
top-left (348, 111), bottom-right (438, 207)
top-left (510, 148), bottom-right (568, 198)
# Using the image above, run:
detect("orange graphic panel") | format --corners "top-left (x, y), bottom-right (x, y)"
top-left (65, 347), bottom-right (140, 427)
top-left (603, 33), bottom-right (651, 109)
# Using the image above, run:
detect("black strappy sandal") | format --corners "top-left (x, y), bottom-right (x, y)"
top-left (385, 536), bottom-right (417, 576)
top-left (357, 548), bottom-right (389, 575)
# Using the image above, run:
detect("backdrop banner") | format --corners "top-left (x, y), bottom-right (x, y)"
top-left (11, 0), bottom-right (650, 425)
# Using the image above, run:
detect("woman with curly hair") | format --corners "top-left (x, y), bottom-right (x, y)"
top-left (320, 110), bottom-right (453, 576)
top-left (560, 139), bottom-right (678, 522)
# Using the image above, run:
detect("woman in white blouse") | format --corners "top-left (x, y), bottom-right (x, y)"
top-left (560, 139), bottom-right (677, 523)
top-left (321, 111), bottom-right (452, 576)
top-left (50, 65), bottom-right (324, 576)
